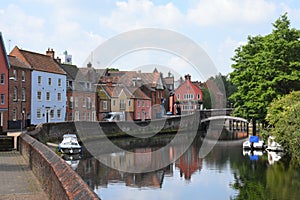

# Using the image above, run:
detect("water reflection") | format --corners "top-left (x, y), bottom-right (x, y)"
top-left (61, 133), bottom-right (300, 200)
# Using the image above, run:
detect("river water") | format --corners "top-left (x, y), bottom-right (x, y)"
top-left (63, 133), bottom-right (300, 200)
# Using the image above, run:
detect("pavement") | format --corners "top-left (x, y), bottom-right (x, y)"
top-left (0, 150), bottom-right (49, 200)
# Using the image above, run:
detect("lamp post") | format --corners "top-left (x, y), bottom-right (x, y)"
top-left (9, 76), bottom-right (23, 133)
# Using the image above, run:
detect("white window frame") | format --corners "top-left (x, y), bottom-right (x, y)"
top-left (46, 92), bottom-right (51, 101)
top-left (38, 76), bottom-right (42, 85)
top-left (37, 91), bottom-right (42, 101)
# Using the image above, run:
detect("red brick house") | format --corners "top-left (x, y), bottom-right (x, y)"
top-left (130, 87), bottom-right (151, 121)
top-left (7, 55), bottom-right (32, 129)
top-left (173, 74), bottom-right (203, 115)
top-left (0, 32), bottom-right (9, 131)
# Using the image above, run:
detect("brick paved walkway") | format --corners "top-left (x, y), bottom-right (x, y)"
top-left (0, 150), bottom-right (49, 200)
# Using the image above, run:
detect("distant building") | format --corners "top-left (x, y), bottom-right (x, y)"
top-left (10, 47), bottom-right (67, 125)
top-left (58, 63), bottom-right (97, 122)
top-left (0, 32), bottom-right (9, 131)
top-left (173, 74), bottom-right (203, 115)
top-left (99, 69), bottom-right (168, 119)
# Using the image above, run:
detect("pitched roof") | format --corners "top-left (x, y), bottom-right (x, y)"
top-left (59, 63), bottom-right (79, 80)
top-left (129, 87), bottom-right (150, 100)
top-left (10, 46), bottom-right (65, 75)
top-left (8, 55), bottom-right (31, 69)
top-left (0, 32), bottom-right (10, 69)
top-left (101, 70), bottom-right (164, 89)
top-left (102, 85), bottom-right (133, 98)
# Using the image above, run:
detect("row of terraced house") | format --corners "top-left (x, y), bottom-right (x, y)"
top-left (0, 32), bottom-right (203, 132)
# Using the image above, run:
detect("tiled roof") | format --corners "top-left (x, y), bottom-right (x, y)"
top-left (79, 67), bottom-right (105, 83)
top-left (12, 47), bottom-right (65, 75)
top-left (8, 55), bottom-right (31, 69)
top-left (59, 64), bottom-right (79, 80)
top-left (129, 87), bottom-right (150, 100)
top-left (102, 70), bottom-right (163, 89)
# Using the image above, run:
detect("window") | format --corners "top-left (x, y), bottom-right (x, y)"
top-left (75, 97), bottom-right (78, 108)
top-left (121, 100), bottom-right (125, 109)
top-left (50, 109), bottom-right (54, 119)
top-left (22, 88), bottom-right (25, 101)
top-left (13, 87), bottom-right (17, 101)
top-left (13, 108), bottom-right (17, 121)
top-left (75, 111), bottom-right (79, 121)
top-left (69, 112), bottom-right (73, 121)
top-left (13, 70), bottom-right (17, 80)
top-left (197, 94), bottom-right (200, 99)
top-left (82, 97), bottom-right (86, 107)
top-left (120, 99), bottom-right (125, 109)
top-left (146, 101), bottom-right (149, 107)
top-left (1, 94), bottom-right (5, 104)
top-left (137, 112), bottom-right (140, 119)
top-left (177, 94), bottom-right (180, 100)
top-left (58, 78), bottom-right (62, 87)
top-left (70, 96), bottom-right (73, 109)
top-left (138, 100), bottom-right (140, 107)
top-left (57, 109), bottom-right (61, 119)
top-left (83, 112), bottom-right (86, 121)
top-left (38, 76), bottom-right (42, 85)
top-left (37, 109), bottom-right (42, 119)
top-left (0, 73), bottom-right (5, 84)
top-left (46, 92), bottom-right (51, 101)
top-left (103, 101), bottom-right (107, 110)
top-left (57, 93), bottom-right (62, 101)
top-left (22, 71), bottom-right (25, 81)
top-left (87, 112), bottom-right (91, 121)
top-left (113, 100), bottom-right (116, 106)
top-left (142, 101), bottom-right (144, 107)
top-left (87, 97), bottom-right (91, 109)
top-left (37, 91), bottom-right (42, 101)
top-left (128, 100), bottom-right (131, 107)
top-left (48, 78), bottom-right (52, 86)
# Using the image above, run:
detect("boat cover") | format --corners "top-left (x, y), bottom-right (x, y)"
top-left (249, 136), bottom-right (259, 143)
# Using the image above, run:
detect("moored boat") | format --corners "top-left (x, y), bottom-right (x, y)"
top-left (266, 136), bottom-right (284, 152)
top-left (242, 135), bottom-right (265, 150)
top-left (58, 134), bottom-right (82, 154)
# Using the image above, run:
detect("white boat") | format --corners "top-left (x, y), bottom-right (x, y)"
top-left (242, 135), bottom-right (264, 150)
top-left (266, 136), bottom-right (284, 152)
top-left (58, 134), bottom-right (82, 154)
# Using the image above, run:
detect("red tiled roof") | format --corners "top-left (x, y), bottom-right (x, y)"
top-left (11, 47), bottom-right (65, 75)
top-left (102, 70), bottom-right (163, 88)
top-left (8, 55), bottom-right (31, 69)
top-left (129, 87), bottom-right (150, 100)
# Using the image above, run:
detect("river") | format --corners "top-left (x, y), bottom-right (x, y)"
top-left (62, 133), bottom-right (300, 200)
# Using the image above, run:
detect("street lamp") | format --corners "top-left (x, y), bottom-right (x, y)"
top-left (9, 76), bottom-right (23, 133)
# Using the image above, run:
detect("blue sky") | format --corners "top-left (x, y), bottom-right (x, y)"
top-left (1, 0), bottom-right (300, 81)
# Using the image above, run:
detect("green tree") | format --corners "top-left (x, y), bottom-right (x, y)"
top-left (229, 13), bottom-right (300, 122)
top-left (265, 91), bottom-right (300, 165)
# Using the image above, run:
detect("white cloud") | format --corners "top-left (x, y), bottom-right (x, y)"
top-left (99, 0), bottom-right (185, 32)
top-left (187, 0), bottom-right (277, 26)
top-left (0, 4), bottom-right (45, 50)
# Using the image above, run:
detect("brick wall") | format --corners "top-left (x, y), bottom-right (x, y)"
top-left (19, 133), bottom-right (99, 200)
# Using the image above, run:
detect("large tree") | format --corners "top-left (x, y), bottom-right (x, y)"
top-left (229, 13), bottom-right (300, 122)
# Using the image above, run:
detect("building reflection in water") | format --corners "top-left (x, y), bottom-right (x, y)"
top-left (69, 134), bottom-right (204, 190)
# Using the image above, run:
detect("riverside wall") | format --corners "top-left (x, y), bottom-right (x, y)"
top-left (19, 133), bottom-right (100, 200)
top-left (29, 113), bottom-right (200, 143)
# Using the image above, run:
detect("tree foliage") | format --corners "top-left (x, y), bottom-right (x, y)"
top-left (265, 91), bottom-right (300, 165)
top-left (229, 13), bottom-right (300, 121)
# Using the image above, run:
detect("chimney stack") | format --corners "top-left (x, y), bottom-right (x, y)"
top-left (46, 48), bottom-right (55, 58)
top-left (87, 62), bottom-right (92, 68)
top-left (184, 74), bottom-right (191, 81)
